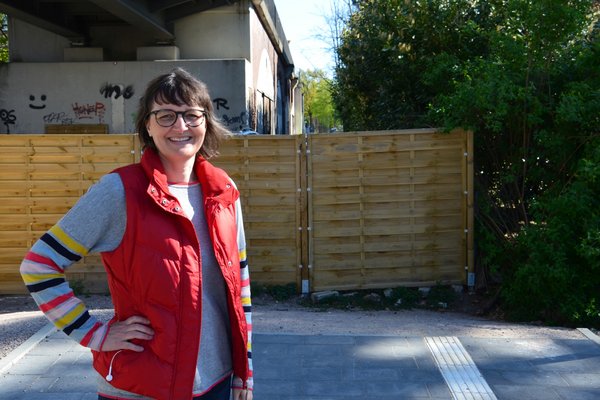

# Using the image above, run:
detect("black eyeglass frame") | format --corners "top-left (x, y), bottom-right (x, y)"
top-left (148, 109), bottom-right (207, 127)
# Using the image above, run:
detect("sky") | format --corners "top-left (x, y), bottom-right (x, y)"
top-left (273, 0), bottom-right (335, 74)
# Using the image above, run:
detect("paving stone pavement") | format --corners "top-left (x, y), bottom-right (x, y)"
top-left (1, 326), bottom-right (599, 399)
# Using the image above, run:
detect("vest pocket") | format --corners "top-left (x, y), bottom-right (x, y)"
top-left (93, 346), bottom-right (173, 398)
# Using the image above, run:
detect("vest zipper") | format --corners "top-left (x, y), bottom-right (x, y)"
top-left (170, 215), bottom-right (203, 399)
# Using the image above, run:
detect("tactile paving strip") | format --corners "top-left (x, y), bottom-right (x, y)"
top-left (425, 336), bottom-right (498, 400)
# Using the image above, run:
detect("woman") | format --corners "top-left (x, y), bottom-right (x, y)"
top-left (20, 68), bottom-right (253, 400)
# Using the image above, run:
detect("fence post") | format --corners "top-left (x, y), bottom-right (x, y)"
top-left (463, 129), bottom-right (475, 289)
top-left (299, 133), bottom-right (311, 294)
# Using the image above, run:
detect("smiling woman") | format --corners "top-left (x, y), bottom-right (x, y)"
top-left (19, 68), bottom-right (255, 400)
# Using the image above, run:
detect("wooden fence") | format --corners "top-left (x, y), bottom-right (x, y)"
top-left (0, 129), bottom-right (473, 294)
top-left (0, 135), bottom-right (140, 294)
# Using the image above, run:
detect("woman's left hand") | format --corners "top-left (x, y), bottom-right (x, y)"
top-left (231, 388), bottom-right (253, 400)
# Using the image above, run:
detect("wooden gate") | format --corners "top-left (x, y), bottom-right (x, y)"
top-left (304, 129), bottom-right (473, 292)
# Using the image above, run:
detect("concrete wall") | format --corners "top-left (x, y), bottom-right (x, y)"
top-left (175, 4), bottom-right (251, 61)
top-left (249, 8), bottom-right (278, 134)
top-left (0, 60), bottom-right (251, 134)
top-left (8, 19), bottom-right (70, 62)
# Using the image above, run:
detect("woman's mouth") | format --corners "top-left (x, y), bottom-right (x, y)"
top-left (169, 136), bottom-right (192, 142)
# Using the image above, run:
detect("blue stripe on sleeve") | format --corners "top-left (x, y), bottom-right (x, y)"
top-left (40, 233), bottom-right (82, 262)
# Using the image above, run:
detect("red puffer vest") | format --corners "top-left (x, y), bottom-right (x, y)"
top-left (92, 148), bottom-right (249, 399)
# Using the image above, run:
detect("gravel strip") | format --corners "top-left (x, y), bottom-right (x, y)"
top-left (251, 303), bottom-right (583, 339)
top-left (0, 311), bottom-right (48, 360)
top-left (0, 294), bottom-right (587, 363)
top-left (0, 295), bottom-right (114, 360)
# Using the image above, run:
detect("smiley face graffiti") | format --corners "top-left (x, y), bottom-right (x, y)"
top-left (29, 94), bottom-right (47, 109)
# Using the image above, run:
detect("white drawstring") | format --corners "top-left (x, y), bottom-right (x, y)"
top-left (105, 350), bottom-right (123, 382)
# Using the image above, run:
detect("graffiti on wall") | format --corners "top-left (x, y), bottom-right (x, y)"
top-left (213, 97), bottom-right (247, 130)
top-left (213, 98), bottom-right (230, 110)
top-left (221, 112), bottom-right (249, 130)
top-left (100, 83), bottom-right (134, 99)
top-left (100, 83), bottom-right (135, 132)
top-left (43, 112), bottom-right (74, 125)
top-left (0, 109), bottom-right (17, 133)
top-left (29, 95), bottom-right (47, 110)
top-left (72, 102), bottom-right (106, 122)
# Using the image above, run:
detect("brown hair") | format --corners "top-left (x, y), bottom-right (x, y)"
top-left (135, 67), bottom-right (229, 159)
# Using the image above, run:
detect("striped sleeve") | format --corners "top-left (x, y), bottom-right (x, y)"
top-left (233, 194), bottom-right (253, 390)
top-left (19, 173), bottom-right (126, 351)
top-left (20, 225), bottom-right (107, 349)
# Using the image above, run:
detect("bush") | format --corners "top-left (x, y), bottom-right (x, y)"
top-left (425, 284), bottom-right (459, 309)
top-left (251, 283), bottom-right (297, 301)
top-left (502, 143), bottom-right (600, 328)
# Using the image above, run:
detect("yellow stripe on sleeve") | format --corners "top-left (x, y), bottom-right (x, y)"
top-left (50, 225), bottom-right (89, 257)
top-left (22, 273), bottom-right (64, 284)
top-left (55, 303), bottom-right (86, 329)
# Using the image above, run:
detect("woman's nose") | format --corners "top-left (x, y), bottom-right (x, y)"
top-left (172, 114), bottom-right (188, 130)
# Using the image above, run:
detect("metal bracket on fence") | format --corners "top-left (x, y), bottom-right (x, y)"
top-left (301, 279), bottom-right (310, 294)
top-left (468, 272), bottom-right (475, 288)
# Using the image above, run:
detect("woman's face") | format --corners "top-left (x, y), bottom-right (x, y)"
top-left (146, 101), bottom-right (207, 165)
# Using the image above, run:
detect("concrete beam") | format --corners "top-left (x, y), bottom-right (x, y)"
top-left (89, 0), bottom-right (174, 40)
top-left (148, 0), bottom-right (191, 13)
top-left (163, 0), bottom-right (236, 21)
top-left (0, 0), bottom-right (84, 40)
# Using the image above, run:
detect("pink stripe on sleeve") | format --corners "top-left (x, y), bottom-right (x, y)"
top-left (39, 292), bottom-right (75, 313)
top-left (80, 321), bottom-right (103, 347)
top-left (25, 252), bottom-right (64, 273)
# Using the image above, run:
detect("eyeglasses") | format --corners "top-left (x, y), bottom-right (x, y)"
top-left (149, 109), bottom-right (206, 127)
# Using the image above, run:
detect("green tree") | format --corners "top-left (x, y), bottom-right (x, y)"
top-left (0, 14), bottom-right (8, 62)
top-left (299, 69), bottom-right (339, 132)
top-left (333, 0), bottom-right (600, 326)
top-left (334, 0), bottom-right (493, 130)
